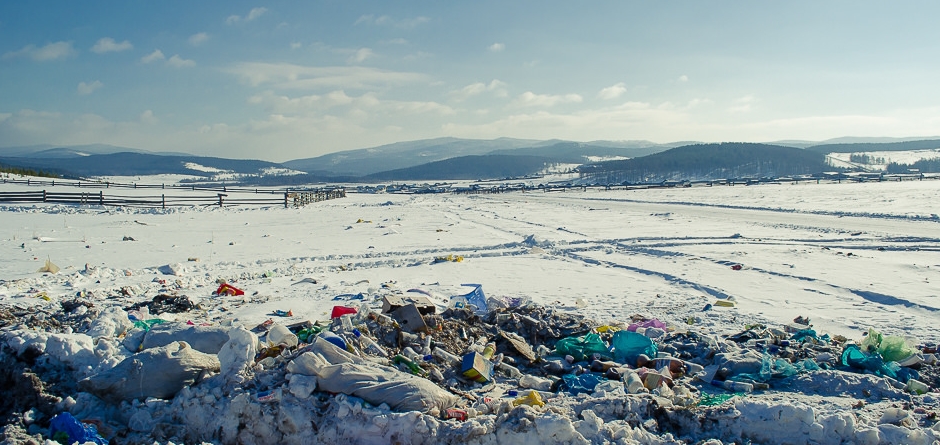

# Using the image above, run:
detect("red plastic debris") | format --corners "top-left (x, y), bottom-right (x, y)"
top-left (216, 283), bottom-right (245, 296)
top-left (731, 264), bottom-right (743, 271)
top-left (330, 306), bottom-right (358, 319)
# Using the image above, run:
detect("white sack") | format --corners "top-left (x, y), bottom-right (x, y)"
top-left (78, 341), bottom-right (220, 402)
top-left (288, 337), bottom-right (457, 414)
top-left (141, 323), bottom-right (230, 354)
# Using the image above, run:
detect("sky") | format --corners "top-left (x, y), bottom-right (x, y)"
top-left (1, 1), bottom-right (939, 162)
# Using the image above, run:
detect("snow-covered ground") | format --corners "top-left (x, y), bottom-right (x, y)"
top-left (1, 175), bottom-right (939, 444)
top-left (827, 148), bottom-right (940, 171)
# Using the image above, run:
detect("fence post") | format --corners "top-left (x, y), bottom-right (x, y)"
top-left (162, 194), bottom-right (165, 209)
top-left (284, 192), bottom-right (289, 208)
top-left (42, 190), bottom-right (46, 202)
top-left (218, 193), bottom-right (226, 208)
top-left (99, 191), bottom-right (104, 205)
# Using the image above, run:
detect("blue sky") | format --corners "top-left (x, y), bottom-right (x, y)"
top-left (1, 2), bottom-right (938, 162)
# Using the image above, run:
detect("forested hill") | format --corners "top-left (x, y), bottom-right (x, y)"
top-left (806, 139), bottom-right (940, 153)
top-left (364, 155), bottom-right (554, 181)
top-left (577, 143), bottom-right (829, 184)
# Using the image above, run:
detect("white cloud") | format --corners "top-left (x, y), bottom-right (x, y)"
top-left (355, 15), bottom-right (429, 28)
top-left (228, 62), bottom-right (427, 90)
top-left (227, 7), bottom-right (267, 24)
top-left (678, 75), bottom-right (689, 82)
top-left (512, 92), bottom-right (583, 108)
top-left (245, 89), bottom-right (455, 119)
top-left (290, 42), bottom-right (302, 50)
top-left (450, 80), bottom-right (508, 101)
top-left (488, 43), bottom-right (505, 52)
top-left (403, 51), bottom-right (432, 61)
top-left (140, 110), bottom-right (157, 124)
top-left (597, 83), bottom-right (627, 100)
top-left (347, 48), bottom-right (374, 64)
top-left (397, 16), bottom-right (430, 28)
top-left (77, 81), bottom-right (103, 95)
top-left (91, 37), bottom-right (133, 53)
top-left (189, 32), bottom-right (209, 46)
top-left (247, 7), bottom-right (267, 21)
top-left (141, 49), bottom-right (165, 64)
top-left (2, 41), bottom-right (76, 61)
top-left (167, 55), bottom-right (196, 68)
top-left (730, 95), bottom-right (755, 113)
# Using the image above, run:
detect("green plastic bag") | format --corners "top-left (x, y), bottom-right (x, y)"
top-left (879, 336), bottom-right (918, 363)
top-left (554, 333), bottom-right (609, 361)
top-left (609, 331), bottom-right (657, 365)
top-left (858, 328), bottom-right (917, 362)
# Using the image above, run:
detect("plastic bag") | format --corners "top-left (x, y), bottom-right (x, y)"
top-left (737, 354), bottom-right (823, 383)
top-left (458, 284), bottom-right (488, 314)
top-left (790, 329), bottom-right (818, 343)
top-left (609, 331), bottom-right (657, 365)
top-left (858, 328), bottom-right (917, 363)
top-left (627, 319), bottom-right (666, 332)
top-left (879, 336), bottom-right (918, 363)
top-left (555, 333), bottom-right (609, 362)
top-left (560, 372), bottom-right (605, 395)
top-left (49, 412), bottom-right (108, 445)
top-left (840, 344), bottom-right (901, 380)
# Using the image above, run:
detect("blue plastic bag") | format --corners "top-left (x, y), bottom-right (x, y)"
top-left (458, 284), bottom-right (488, 314)
top-left (560, 372), bottom-right (605, 395)
top-left (48, 412), bottom-right (108, 445)
top-left (609, 331), bottom-right (657, 365)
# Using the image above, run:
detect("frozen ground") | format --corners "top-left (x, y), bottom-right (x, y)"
top-left (1, 176), bottom-right (939, 444)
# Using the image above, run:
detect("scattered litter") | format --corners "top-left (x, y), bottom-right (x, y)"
top-left (48, 412), bottom-right (108, 445)
top-left (215, 283), bottom-right (245, 296)
top-left (37, 258), bottom-right (60, 274)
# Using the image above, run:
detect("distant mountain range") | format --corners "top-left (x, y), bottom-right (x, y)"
top-left (2, 136), bottom-right (939, 183)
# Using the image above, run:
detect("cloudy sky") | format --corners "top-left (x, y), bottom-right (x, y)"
top-left (1, 2), bottom-right (938, 162)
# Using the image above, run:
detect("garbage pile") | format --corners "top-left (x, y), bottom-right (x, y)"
top-left (1, 282), bottom-right (940, 444)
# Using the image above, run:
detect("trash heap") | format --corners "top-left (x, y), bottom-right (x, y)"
top-left (2, 281), bottom-right (940, 445)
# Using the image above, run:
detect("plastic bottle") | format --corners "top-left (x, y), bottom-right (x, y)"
top-left (518, 374), bottom-right (553, 391)
top-left (621, 368), bottom-right (647, 394)
top-left (495, 361), bottom-right (523, 378)
top-left (402, 346), bottom-right (422, 361)
top-left (421, 335), bottom-right (433, 355)
top-left (393, 354), bottom-right (427, 376)
top-left (590, 360), bottom-right (618, 373)
top-left (431, 347), bottom-right (462, 367)
top-left (267, 323), bottom-right (298, 348)
top-left (713, 380), bottom-right (753, 392)
top-left (353, 329), bottom-right (387, 357)
top-left (482, 342), bottom-right (496, 359)
top-left (684, 362), bottom-right (705, 376)
top-left (339, 314), bottom-right (354, 332)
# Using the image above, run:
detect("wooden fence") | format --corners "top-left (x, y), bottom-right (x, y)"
top-left (0, 189), bottom-right (345, 208)
top-left (0, 177), bottom-right (298, 194)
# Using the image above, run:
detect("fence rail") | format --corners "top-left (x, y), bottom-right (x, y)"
top-left (0, 177), bottom-right (329, 195)
top-left (0, 189), bottom-right (345, 208)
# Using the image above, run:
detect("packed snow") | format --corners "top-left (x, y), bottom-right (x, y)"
top-left (1, 175), bottom-right (939, 444)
